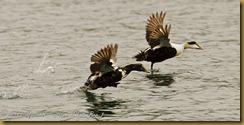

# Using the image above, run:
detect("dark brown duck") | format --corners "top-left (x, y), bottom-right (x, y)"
top-left (82, 44), bottom-right (149, 91)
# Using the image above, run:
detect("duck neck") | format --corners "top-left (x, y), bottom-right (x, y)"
top-left (171, 43), bottom-right (185, 56)
top-left (123, 64), bottom-right (140, 75)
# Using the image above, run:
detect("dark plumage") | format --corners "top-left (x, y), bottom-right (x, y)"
top-left (133, 11), bottom-right (203, 73)
top-left (134, 47), bottom-right (176, 62)
top-left (82, 44), bottom-right (149, 91)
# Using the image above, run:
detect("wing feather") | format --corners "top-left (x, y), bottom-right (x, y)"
top-left (90, 44), bottom-right (118, 74)
top-left (145, 11), bottom-right (171, 48)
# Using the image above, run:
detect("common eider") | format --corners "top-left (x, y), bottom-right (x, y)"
top-left (81, 44), bottom-right (149, 91)
top-left (133, 11), bottom-right (203, 74)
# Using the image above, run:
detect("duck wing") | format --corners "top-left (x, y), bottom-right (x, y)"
top-left (90, 44), bottom-right (118, 74)
top-left (146, 11), bottom-right (171, 48)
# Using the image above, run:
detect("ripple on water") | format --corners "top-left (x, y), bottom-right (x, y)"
top-left (0, 92), bottom-right (23, 100)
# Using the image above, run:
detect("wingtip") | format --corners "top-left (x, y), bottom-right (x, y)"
top-left (90, 43), bottom-right (119, 63)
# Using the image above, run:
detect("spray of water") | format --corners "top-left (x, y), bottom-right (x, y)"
top-left (0, 83), bottom-right (30, 99)
top-left (34, 47), bottom-right (60, 74)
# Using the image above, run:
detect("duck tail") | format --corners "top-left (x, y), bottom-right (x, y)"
top-left (133, 49), bottom-right (147, 61)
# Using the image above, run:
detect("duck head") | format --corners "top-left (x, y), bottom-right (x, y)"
top-left (184, 41), bottom-right (203, 50)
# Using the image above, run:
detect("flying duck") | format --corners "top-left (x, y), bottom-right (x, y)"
top-left (133, 11), bottom-right (203, 74)
top-left (81, 44), bottom-right (149, 91)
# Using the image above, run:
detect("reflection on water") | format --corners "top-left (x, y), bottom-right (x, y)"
top-left (84, 91), bottom-right (125, 118)
top-left (146, 74), bottom-right (175, 86)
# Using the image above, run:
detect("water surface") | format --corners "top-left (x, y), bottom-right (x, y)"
top-left (0, 0), bottom-right (240, 121)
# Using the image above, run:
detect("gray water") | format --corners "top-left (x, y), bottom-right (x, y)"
top-left (0, 0), bottom-right (240, 121)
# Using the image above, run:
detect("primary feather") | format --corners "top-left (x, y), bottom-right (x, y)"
top-left (90, 44), bottom-right (118, 74)
top-left (146, 11), bottom-right (171, 48)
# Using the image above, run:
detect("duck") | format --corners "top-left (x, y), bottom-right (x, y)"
top-left (133, 11), bottom-right (203, 74)
top-left (81, 44), bottom-right (149, 91)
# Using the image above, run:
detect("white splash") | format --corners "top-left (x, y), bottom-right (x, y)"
top-left (57, 85), bottom-right (80, 95)
top-left (34, 47), bottom-right (60, 74)
top-left (0, 83), bottom-right (29, 99)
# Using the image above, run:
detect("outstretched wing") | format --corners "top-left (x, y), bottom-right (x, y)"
top-left (145, 11), bottom-right (171, 48)
top-left (90, 44), bottom-right (118, 74)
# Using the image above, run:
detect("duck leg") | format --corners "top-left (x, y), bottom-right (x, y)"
top-left (151, 62), bottom-right (154, 75)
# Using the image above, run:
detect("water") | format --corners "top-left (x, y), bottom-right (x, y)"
top-left (0, 0), bottom-right (240, 121)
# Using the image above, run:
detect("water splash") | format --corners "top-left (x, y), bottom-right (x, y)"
top-left (0, 92), bottom-right (22, 100)
top-left (34, 47), bottom-right (60, 74)
top-left (56, 85), bottom-right (81, 95)
top-left (0, 83), bottom-right (29, 100)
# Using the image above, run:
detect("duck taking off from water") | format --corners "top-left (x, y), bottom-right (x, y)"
top-left (133, 11), bottom-right (203, 74)
top-left (81, 44), bottom-right (149, 91)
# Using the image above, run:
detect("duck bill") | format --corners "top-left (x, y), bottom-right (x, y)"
top-left (142, 65), bottom-right (150, 73)
top-left (196, 43), bottom-right (203, 50)
top-left (79, 86), bottom-right (89, 92)
top-left (145, 69), bottom-right (150, 73)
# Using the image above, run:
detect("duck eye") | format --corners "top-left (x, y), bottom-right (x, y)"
top-left (188, 41), bottom-right (196, 45)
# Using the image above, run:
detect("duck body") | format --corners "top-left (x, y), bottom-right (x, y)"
top-left (84, 69), bottom-right (123, 90)
top-left (136, 46), bottom-right (177, 64)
